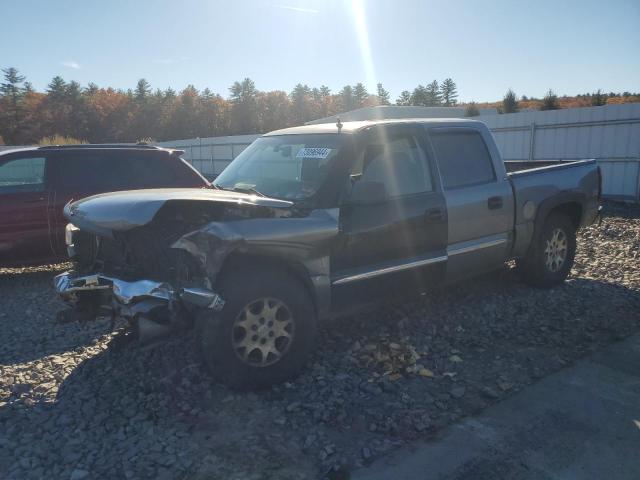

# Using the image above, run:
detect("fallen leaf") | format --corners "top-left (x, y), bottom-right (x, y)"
top-left (388, 373), bottom-right (403, 382)
top-left (418, 368), bottom-right (434, 378)
top-left (497, 381), bottom-right (513, 391)
top-left (449, 355), bottom-right (463, 363)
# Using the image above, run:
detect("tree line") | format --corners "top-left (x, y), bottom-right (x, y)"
top-left (464, 88), bottom-right (640, 117)
top-left (1, 67), bottom-right (637, 145)
top-left (0, 68), bottom-right (461, 145)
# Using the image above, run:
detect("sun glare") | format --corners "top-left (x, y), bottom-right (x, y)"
top-left (350, 0), bottom-right (376, 91)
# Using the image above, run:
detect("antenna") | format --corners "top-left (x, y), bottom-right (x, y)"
top-left (336, 117), bottom-right (343, 133)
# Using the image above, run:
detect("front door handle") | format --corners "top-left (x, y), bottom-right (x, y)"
top-left (488, 196), bottom-right (503, 210)
top-left (425, 208), bottom-right (444, 222)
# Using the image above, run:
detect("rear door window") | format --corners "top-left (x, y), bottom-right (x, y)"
top-left (121, 154), bottom-right (177, 188)
top-left (429, 130), bottom-right (495, 189)
top-left (0, 156), bottom-right (46, 194)
top-left (55, 152), bottom-right (177, 191)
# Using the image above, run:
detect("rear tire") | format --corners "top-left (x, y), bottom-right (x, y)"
top-left (197, 269), bottom-right (316, 390)
top-left (516, 212), bottom-right (576, 288)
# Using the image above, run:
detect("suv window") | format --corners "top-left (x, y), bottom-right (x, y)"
top-left (353, 135), bottom-right (432, 197)
top-left (430, 130), bottom-right (495, 189)
top-left (56, 153), bottom-right (176, 191)
top-left (0, 156), bottom-right (46, 194)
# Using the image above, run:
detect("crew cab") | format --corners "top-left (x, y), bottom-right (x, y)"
top-left (55, 119), bottom-right (601, 390)
top-left (0, 145), bottom-right (208, 266)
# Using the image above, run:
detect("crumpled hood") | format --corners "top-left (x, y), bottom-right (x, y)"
top-left (65, 188), bottom-right (293, 236)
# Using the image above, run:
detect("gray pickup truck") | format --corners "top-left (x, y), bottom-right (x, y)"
top-left (56, 119), bottom-right (601, 389)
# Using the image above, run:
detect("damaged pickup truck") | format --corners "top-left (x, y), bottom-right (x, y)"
top-left (56, 119), bottom-right (601, 389)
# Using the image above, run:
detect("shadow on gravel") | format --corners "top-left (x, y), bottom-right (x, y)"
top-left (0, 267), bottom-right (114, 366)
top-left (2, 266), bottom-right (638, 479)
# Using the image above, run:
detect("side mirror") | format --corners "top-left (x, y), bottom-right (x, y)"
top-left (349, 180), bottom-right (388, 205)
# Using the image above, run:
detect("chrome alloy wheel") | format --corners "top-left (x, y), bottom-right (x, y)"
top-left (231, 297), bottom-right (295, 367)
top-left (544, 228), bottom-right (568, 272)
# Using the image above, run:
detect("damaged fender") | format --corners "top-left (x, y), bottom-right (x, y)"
top-left (171, 208), bottom-right (339, 317)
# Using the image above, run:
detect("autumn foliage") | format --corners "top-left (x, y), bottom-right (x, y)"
top-left (0, 67), bottom-right (638, 146)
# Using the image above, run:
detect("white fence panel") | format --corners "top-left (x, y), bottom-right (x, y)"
top-left (156, 134), bottom-right (260, 179)
top-left (481, 104), bottom-right (640, 202)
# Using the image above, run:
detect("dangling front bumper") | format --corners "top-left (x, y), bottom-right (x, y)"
top-left (54, 271), bottom-right (224, 330)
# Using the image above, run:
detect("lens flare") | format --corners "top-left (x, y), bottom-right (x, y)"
top-left (351, 0), bottom-right (376, 91)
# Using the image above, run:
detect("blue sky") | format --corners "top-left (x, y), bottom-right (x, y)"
top-left (1, 0), bottom-right (638, 102)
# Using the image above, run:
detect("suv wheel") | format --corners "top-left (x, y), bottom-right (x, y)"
top-left (197, 269), bottom-right (316, 390)
top-left (516, 212), bottom-right (577, 288)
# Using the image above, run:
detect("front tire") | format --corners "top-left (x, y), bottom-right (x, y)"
top-left (197, 269), bottom-right (316, 390)
top-left (516, 212), bottom-right (577, 288)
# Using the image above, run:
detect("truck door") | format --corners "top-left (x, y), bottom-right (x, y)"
top-left (332, 124), bottom-right (447, 308)
top-left (427, 127), bottom-right (514, 282)
top-left (0, 154), bottom-right (54, 266)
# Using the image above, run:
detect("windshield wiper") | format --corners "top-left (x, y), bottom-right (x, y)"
top-left (231, 186), bottom-right (266, 197)
top-left (213, 184), bottom-right (266, 197)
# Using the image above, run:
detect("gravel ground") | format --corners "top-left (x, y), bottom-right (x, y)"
top-left (1, 201), bottom-right (639, 480)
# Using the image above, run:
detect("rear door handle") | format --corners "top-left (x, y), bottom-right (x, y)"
top-left (488, 196), bottom-right (503, 210)
top-left (425, 208), bottom-right (444, 222)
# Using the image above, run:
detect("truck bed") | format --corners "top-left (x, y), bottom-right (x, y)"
top-left (505, 159), bottom-right (600, 258)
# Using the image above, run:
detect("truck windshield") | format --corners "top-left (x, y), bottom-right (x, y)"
top-left (213, 134), bottom-right (343, 201)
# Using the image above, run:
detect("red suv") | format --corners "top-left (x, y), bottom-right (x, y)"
top-left (0, 145), bottom-right (209, 267)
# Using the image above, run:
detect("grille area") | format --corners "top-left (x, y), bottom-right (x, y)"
top-left (72, 227), bottom-right (203, 287)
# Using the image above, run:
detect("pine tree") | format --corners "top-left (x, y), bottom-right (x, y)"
top-left (352, 83), bottom-right (368, 108)
top-left (290, 83), bottom-right (312, 124)
top-left (229, 78), bottom-right (259, 134)
top-left (440, 78), bottom-right (457, 106)
top-left (412, 85), bottom-right (430, 106)
top-left (85, 82), bottom-right (99, 95)
top-left (135, 79), bottom-right (151, 101)
top-left (376, 83), bottom-right (390, 105)
top-left (319, 85), bottom-right (331, 98)
top-left (396, 90), bottom-right (412, 106)
top-left (502, 89), bottom-right (519, 113)
top-left (0, 67), bottom-right (26, 143)
top-left (540, 89), bottom-right (559, 111)
top-left (425, 80), bottom-right (441, 106)
top-left (0, 67), bottom-right (25, 98)
top-left (340, 85), bottom-right (355, 111)
top-left (201, 88), bottom-right (214, 100)
top-left (46, 76), bottom-right (67, 99)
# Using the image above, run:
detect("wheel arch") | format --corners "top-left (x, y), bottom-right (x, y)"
top-left (531, 193), bottom-right (585, 246)
top-left (214, 250), bottom-right (322, 317)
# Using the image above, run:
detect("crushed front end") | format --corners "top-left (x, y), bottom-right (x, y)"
top-left (53, 189), bottom-right (294, 343)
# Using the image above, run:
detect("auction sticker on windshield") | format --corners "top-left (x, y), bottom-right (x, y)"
top-left (296, 147), bottom-right (332, 159)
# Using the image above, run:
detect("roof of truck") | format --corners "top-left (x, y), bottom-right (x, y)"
top-left (264, 118), bottom-right (484, 136)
